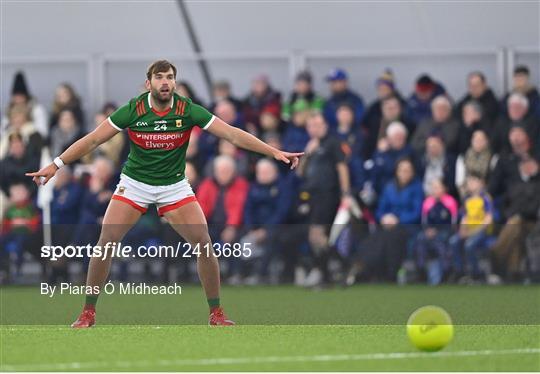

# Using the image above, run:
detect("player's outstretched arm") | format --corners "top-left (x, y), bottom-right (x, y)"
top-left (26, 119), bottom-right (119, 186)
top-left (207, 117), bottom-right (304, 169)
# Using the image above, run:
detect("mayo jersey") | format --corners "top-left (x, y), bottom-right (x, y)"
top-left (108, 92), bottom-right (215, 185)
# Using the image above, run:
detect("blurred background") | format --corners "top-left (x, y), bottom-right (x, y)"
top-left (1, 1), bottom-right (539, 287)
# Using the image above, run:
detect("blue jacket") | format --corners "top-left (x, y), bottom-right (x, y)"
top-left (282, 125), bottom-right (310, 153)
top-left (370, 145), bottom-right (415, 195)
top-left (244, 177), bottom-right (293, 226)
top-left (405, 83), bottom-right (446, 126)
top-left (323, 90), bottom-right (365, 129)
top-left (51, 181), bottom-right (83, 225)
top-left (376, 178), bottom-right (424, 224)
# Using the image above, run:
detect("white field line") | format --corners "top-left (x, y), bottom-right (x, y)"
top-left (1, 348), bottom-right (539, 371)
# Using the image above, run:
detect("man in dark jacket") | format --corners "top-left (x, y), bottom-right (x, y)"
top-left (323, 68), bottom-right (364, 129)
top-left (0, 134), bottom-right (39, 197)
top-left (241, 159), bottom-right (293, 283)
top-left (456, 72), bottom-right (499, 124)
top-left (492, 93), bottom-right (539, 155)
top-left (405, 74), bottom-right (446, 127)
top-left (412, 95), bottom-right (459, 155)
top-left (501, 65), bottom-right (540, 120)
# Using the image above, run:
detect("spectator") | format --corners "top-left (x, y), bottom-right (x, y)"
top-left (501, 65), bottom-right (540, 119)
top-left (369, 121), bottom-right (415, 196)
top-left (490, 157), bottom-right (540, 282)
top-left (411, 95), bottom-right (459, 155)
top-left (175, 81), bottom-right (205, 106)
top-left (417, 134), bottom-right (456, 196)
top-left (415, 179), bottom-right (458, 284)
top-left (455, 130), bottom-right (496, 198)
top-left (51, 166), bottom-right (83, 226)
top-left (297, 112), bottom-right (352, 286)
top-left (492, 93), bottom-right (539, 154)
top-left (195, 98), bottom-right (247, 174)
top-left (81, 112), bottom-right (126, 167)
top-left (0, 183), bottom-right (41, 279)
top-left (449, 173), bottom-right (494, 281)
top-left (50, 109), bottom-right (83, 159)
top-left (214, 99), bottom-right (244, 130)
top-left (185, 161), bottom-right (200, 191)
top-left (456, 100), bottom-right (488, 155)
top-left (49, 83), bottom-right (84, 130)
top-left (204, 139), bottom-right (249, 177)
top-left (1, 71), bottom-right (48, 138)
top-left (210, 80), bottom-right (242, 113)
top-left (197, 155), bottom-right (249, 245)
top-left (323, 68), bottom-right (364, 129)
top-left (282, 99), bottom-right (311, 153)
top-left (0, 104), bottom-right (43, 160)
top-left (49, 166), bottom-right (83, 283)
top-left (363, 69), bottom-right (405, 147)
top-left (241, 159), bottom-right (293, 283)
top-left (376, 158), bottom-right (424, 224)
top-left (333, 104), bottom-right (365, 191)
top-left (406, 74), bottom-right (446, 126)
top-left (72, 158), bottom-right (115, 248)
top-left (101, 102), bottom-right (118, 117)
top-left (489, 126), bottom-right (539, 203)
top-left (282, 71), bottom-right (324, 122)
top-left (243, 74), bottom-right (281, 133)
top-left (260, 105), bottom-right (282, 135)
top-left (0, 134), bottom-right (39, 197)
top-left (365, 95), bottom-right (413, 159)
top-left (456, 72), bottom-right (499, 124)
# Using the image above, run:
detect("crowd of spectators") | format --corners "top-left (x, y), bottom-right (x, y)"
top-left (1, 65), bottom-right (539, 286)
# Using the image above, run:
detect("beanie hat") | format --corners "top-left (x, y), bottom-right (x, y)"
top-left (376, 69), bottom-right (395, 90)
top-left (12, 71), bottom-right (30, 98)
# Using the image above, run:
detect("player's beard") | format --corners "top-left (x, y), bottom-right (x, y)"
top-left (151, 87), bottom-right (173, 105)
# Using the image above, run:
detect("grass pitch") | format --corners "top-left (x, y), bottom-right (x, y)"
top-left (1, 285), bottom-right (539, 371)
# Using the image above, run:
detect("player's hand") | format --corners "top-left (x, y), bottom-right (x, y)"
top-left (25, 163), bottom-right (58, 186)
top-left (273, 150), bottom-right (304, 169)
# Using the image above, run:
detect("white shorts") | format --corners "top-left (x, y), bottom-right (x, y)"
top-left (112, 174), bottom-right (197, 216)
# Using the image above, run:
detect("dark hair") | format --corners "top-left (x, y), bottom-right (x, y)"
top-left (146, 60), bottom-right (177, 80)
top-left (177, 81), bottom-right (203, 105)
top-left (514, 65), bottom-right (530, 76)
top-left (468, 71), bottom-right (486, 83)
top-left (395, 157), bottom-right (416, 176)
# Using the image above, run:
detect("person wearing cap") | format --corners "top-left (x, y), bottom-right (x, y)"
top-left (282, 98), bottom-right (311, 153)
top-left (243, 74), bottom-right (281, 133)
top-left (501, 65), bottom-right (540, 120)
top-left (282, 70), bottom-right (324, 122)
top-left (456, 71), bottom-right (499, 125)
top-left (405, 74), bottom-right (446, 127)
top-left (323, 68), bottom-right (364, 130)
top-left (1, 72), bottom-right (48, 138)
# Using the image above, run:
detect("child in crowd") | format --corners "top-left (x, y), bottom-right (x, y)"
top-left (449, 172), bottom-right (494, 281)
top-left (415, 178), bottom-right (458, 284)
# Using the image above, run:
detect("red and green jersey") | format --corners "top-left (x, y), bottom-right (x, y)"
top-left (108, 92), bottom-right (215, 185)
